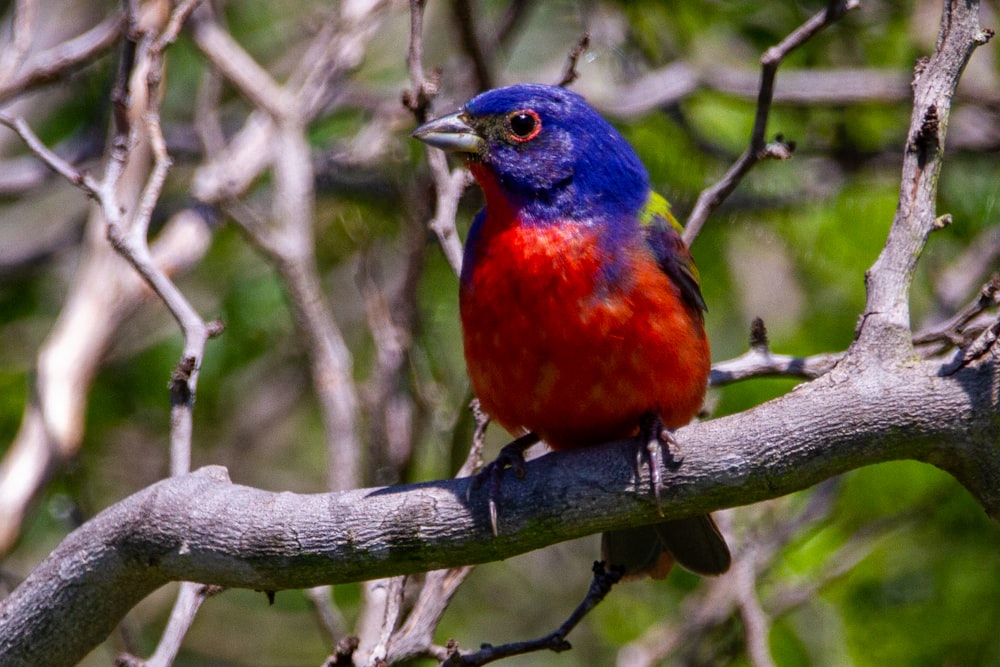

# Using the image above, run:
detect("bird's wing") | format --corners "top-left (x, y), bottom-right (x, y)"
top-left (639, 192), bottom-right (707, 313)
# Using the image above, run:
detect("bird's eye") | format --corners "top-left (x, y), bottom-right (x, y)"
top-left (506, 110), bottom-right (541, 142)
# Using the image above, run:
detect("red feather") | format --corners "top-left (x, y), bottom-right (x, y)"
top-left (461, 169), bottom-right (709, 451)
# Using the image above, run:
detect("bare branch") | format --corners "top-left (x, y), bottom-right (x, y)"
top-left (269, 117), bottom-right (363, 492)
top-left (0, 205), bottom-right (213, 557)
top-left (385, 566), bottom-right (474, 663)
top-left (2, 346), bottom-right (998, 666)
top-left (555, 33), bottom-right (591, 88)
top-left (915, 274), bottom-right (1000, 351)
top-left (460, 399), bottom-right (491, 478)
top-left (734, 557), bottom-right (775, 667)
top-left (932, 226), bottom-right (1000, 314)
top-left (0, 12), bottom-right (124, 105)
top-left (187, 7), bottom-right (292, 118)
top-left (608, 66), bottom-right (912, 118)
top-left (0, 0), bottom-right (37, 81)
top-left (403, 0), bottom-right (437, 123)
top-left (406, 0), bottom-right (470, 276)
top-left (710, 348), bottom-right (844, 385)
top-left (451, 0), bottom-right (493, 91)
top-left (856, 1), bottom-right (992, 355)
top-left (305, 585), bottom-right (348, 647)
top-left (443, 562), bottom-right (623, 666)
top-left (123, 583), bottom-right (222, 667)
top-left (368, 576), bottom-right (407, 664)
top-left (683, 0), bottom-right (860, 244)
top-left (0, 113), bottom-right (102, 191)
top-left (189, 1), bottom-right (394, 493)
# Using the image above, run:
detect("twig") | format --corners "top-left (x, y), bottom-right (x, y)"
top-left (932, 226), bottom-right (1000, 314)
top-left (683, 0), bottom-right (860, 244)
top-left (120, 583), bottom-right (222, 667)
top-left (495, 0), bottom-right (534, 48)
top-left (102, 7), bottom-right (222, 479)
top-left (187, 7), bottom-right (293, 118)
top-left (273, 122), bottom-right (362, 492)
top-left (406, 0), bottom-right (470, 276)
top-left (323, 636), bottom-right (361, 667)
top-left (914, 274), bottom-right (1000, 350)
top-left (0, 0), bottom-right (219, 556)
top-left (734, 556), bottom-right (775, 667)
top-left (451, 0), bottom-right (493, 91)
top-left (369, 576), bottom-right (407, 664)
top-left (188, 1), bottom-right (391, 206)
top-left (368, 399), bottom-right (489, 662)
top-left (191, 1), bottom-right (386, 493)
top-left (0, 0), bottom-right (37, 82)
top-left (458, 399), bottom-right (491, 478)
top-left (359, 227), bottom-right (425, 480)
top-left (193, 66), bottom-right (225, 157)
top-left (714, 273), bottom-right (1000, 386)
top-left (0, 114), bottom-right (102, 191)
top-left (305, 585), bottom-right (348, 646)
top-left (402, 0), bottom-right (438, 123)
top-left (709, 317), bottom-right (843, 385)
top-left (555, 32), bottom-right (590, 88)
top-left (0, 12), bottom-right (124, 106)
top-left (385, 567), bottom-right (474, 664)
top-left (429, 165), bottom-right (473, 277)
top-left (364, 398), bottom-right (488, 663)
top-left (711, 348), bottom-right (844, 385)
top-left (443, 562), bottom-right (624, 666)
top-left (97, 6), bottom-right (229, 664)
top-left (947, 314), bottom-right (1000, 372)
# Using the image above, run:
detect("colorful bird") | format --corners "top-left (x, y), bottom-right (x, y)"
top-left (413, 83), bottom-right (730, 579)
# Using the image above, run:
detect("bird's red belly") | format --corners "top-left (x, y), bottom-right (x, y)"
top-left (460, 223), bottom-right (709, 451)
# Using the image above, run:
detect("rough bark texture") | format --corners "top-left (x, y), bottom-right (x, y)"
top-left (1, 349), bottom-right (998, 666)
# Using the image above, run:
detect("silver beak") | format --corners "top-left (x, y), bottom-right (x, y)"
top-left (412, 111), bottom-right (484, 154)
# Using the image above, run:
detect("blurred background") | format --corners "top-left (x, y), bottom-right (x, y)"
top-left (1, 0), bottom-right (999, 665)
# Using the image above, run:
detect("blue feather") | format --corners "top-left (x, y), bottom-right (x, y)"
top-left (463, 84), bottom-right (649, 226)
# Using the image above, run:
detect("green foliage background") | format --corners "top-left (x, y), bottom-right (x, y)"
top-left (1, 1), bottom-right (999, 665)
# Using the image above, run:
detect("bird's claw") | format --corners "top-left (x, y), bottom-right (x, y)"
top-left (469, 432), bottom-right (539, 536)
top-left (645, 438), bottom-right (663, 512)
top-left (638, 413), bottom-right (683, 515)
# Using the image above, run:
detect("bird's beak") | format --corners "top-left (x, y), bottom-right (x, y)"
top-left (412, 111), bottom-right (484, 155)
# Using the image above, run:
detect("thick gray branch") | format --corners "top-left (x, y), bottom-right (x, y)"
top-left (2, 351), bottom-right (998, 667)
top-left (858, 0), bottom-right (989, 353)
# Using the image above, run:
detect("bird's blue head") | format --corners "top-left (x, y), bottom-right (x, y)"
top-left (413, 83), bottom-right (650, 224)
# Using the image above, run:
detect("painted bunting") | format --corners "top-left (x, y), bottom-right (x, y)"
top-left (413, 83), bottom-right (730, 579)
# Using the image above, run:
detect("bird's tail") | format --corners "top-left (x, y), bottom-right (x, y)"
top-left (601, 513), bottom-right (731, 579)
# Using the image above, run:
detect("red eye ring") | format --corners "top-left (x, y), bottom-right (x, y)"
top-left (506, 109), bottom-right (542, 143)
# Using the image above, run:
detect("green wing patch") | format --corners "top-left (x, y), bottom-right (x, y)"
top-left (640, 192), bottom-right (707, 313)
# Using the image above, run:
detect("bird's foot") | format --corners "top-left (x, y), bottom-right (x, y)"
top-left (637, 413), bottom-right (684, 515)
top-left (470, 432), bottom-right (540, 536)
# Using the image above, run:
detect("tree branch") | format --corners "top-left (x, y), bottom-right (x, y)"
top-left (857, 0), bottom-right (992, 355)
top-left (0, 206), bottom-right (214, 557)
top-left (0, 12), bottom-right (124, 106)
top-left (406, 0), bottom-right (470, 276)
top-left (683, 0), bottom-right (860, 244)
top-left (1, 346), bottom-right (997, 666)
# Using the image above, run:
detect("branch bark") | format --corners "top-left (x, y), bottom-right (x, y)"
top-left (1, 345), bottom-right (998, 666)
top-left (857, 0), bottom-right (992, 355)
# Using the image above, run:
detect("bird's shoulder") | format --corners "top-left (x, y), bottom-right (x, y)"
top-left (637, 192), bottom-right (707, 313)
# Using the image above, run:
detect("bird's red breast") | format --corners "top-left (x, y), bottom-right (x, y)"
top-left (415, 83), bottom-right (730, 579)
top-left (460, 168), bottom-right (710, 451)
